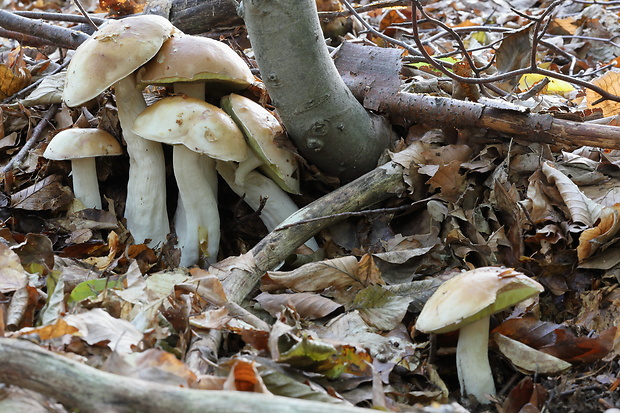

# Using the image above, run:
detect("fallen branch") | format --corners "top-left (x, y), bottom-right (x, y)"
top-left (0, 338), bottom-right (381, 413)
top-left (215, 153), bottom-right (407, 304)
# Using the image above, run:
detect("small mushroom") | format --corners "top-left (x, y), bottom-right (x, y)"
top-left (43, 128), bottom-right (122, 210)
top-left (132, 95), bottom-right (247, 266)
top-left (220, 93), bottom-right (300, 194)
top-left (63, 15), bottom-right (178, 246)
top-left (415, 267), bottom-right (544, 404)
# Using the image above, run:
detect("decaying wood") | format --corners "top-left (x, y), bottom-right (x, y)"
top-left (374, 89), bottom-right (620, 149)
top-left (218, 155), bottom-right (407, 304)
top-left (146, 0), bottom-right (243, 34)
top-left (0, 338), bottom-right (382, 413)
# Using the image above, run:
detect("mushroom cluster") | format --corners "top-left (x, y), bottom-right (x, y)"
top-left (55, 15), bottom-right (316, 266)
top-left (415, 267), bottom-right (544, 404)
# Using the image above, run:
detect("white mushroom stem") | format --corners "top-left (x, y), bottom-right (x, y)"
top-left (217, 161), bottom-right (319, 251)
top-left (172, 82), bottom-right (205, 100)
top-left (456, 317), bottom-right (496, 404)
top-left (70, 158), bottom-right (102, 210)
top-left (114, 75), bottom-right (169, 247)
top-left (234, 151), bottom-right (264, 186)
top-left (173, 146), bottom-right (220, 266)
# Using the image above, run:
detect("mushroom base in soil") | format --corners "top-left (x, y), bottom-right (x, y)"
top-left (414, 267), bottom-right (544, 404)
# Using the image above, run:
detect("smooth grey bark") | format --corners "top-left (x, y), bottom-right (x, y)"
top-left (241, 0), bottom-right (393, 181)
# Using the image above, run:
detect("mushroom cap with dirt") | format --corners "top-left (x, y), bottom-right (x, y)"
top-left (415, 266), bottom-right (544, 404)
top-left (132, 95), bottom-right (247, 266)
top-left (43, 128), bottom-right (122, 210)
top-left (63, 15), bottom-right (179, 247)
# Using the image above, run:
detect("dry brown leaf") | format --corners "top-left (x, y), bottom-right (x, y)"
top-left (9, 318), bottom-right (79, 340)
top-left (224, 359), bottom-right (271, 393)
top-left (357, 254), bottom-right (384, 286)
top-left (542, 162), bottom-right (604, 228)
top-left (425, 160), bottom-right (466, 202)
top-left (577, 205), bottom-right (620, 261)
top-left (256, 291), bottom-right (342, 320)
top-left (10, 175), bottom-right (73, 211)
top-left (586, 71), bottom-right (620, 117)
top-left (263, 256), bottom-right (360, 293)
top-left (0, 64), bottom-right (31, 100)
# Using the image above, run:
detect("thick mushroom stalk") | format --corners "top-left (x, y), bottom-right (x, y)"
top-left (172, 148), bottom-right (219, 266)
top-left (455, 317), bottom-right (495, 403)
top-left (217, 161), bottom-right (319, 251)
top-left (114, 76), bottom-right (169, 246)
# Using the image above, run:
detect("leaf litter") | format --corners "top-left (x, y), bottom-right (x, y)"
top-left (2, 0), bottom-right (620, 412)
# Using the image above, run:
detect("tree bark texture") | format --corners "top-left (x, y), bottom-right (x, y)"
top-left (241, 0), bottom-right (393, 181)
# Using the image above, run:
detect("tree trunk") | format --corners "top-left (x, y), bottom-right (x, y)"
top-left (241, 0), bottom-right (393, 181)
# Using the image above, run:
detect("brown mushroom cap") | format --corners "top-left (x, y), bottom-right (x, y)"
top-left (43, 128), bottom-right (122, 160)
top-left (415, 267), bottom-right (544, 334)
top-left (135, 35), bottom-right (254, 90)
top-left (63, 15), bottom-right (177, 107)
top-left (132, 95), bottom-right (247, 162)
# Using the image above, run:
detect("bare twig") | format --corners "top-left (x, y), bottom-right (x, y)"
top-left (0, 10), bottom-right (89, 49)
top-left (13, 10), bottom-right (105, 25)
top-left (1, 104), bottom-right (59, 175)
top-left (71, 0), bottom-right (100, 30)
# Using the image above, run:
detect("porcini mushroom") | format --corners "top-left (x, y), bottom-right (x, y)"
top-left (220, 93), bottom-right (300, 194)
top-left (132, 95), bottom-right (247, 266)
top-left (43, 128), bottom-right (122, 210)
top-left (63, 15), bottom-right (178, 246)
top-left (415, 267), bottom-right (544, 404)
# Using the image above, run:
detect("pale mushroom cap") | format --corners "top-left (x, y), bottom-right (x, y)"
top-left (415, 267), bottom-right (544, 334)
top-left (221, 93), bottom-right (300, 194)
top-left (44, 128), bottom-right (123, 160)
top-left (136, 35), bottom-right (254, 89)
top-left (132, 95), bottom-right (248, 162)
top-left (63, 15), bottom-right (177, 107)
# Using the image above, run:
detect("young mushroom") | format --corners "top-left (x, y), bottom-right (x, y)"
top-left (132, 95), bottom-right (247, 266)
top-left (220, 93), bottom-right (300, 194)
top-left (63, 15), bottom-right (178, 246)
top-left (415, 267), bottom-right (544, 404)
top-left (43, 128), bottom-right (122, 210)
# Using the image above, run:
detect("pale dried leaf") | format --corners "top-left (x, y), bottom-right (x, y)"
top-left (542, 162), bottom-right (604, 228)
top-left (495, 333), bottom-right (572, 374)
top-left (256, 291), bottom-right (342, 319)
top-left (265, 256), bottom-right (360, 292)
top-left (352, 285), bottom-right (410, 331)
top-left (0, 242), bottom-right (28, 293)
top-left (64, 308), bottom-right (143, 353)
